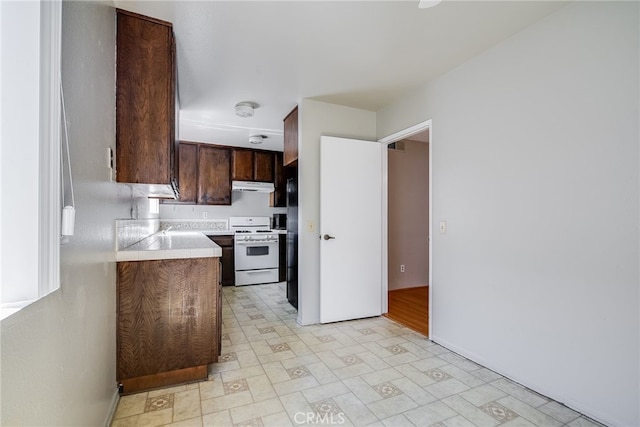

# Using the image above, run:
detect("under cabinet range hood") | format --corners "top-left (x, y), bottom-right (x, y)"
top-left (232, 180), bottom-right (275, 193)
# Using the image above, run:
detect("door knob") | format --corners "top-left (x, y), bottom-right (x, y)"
top-left (323, 234), bottom-right (335, 240)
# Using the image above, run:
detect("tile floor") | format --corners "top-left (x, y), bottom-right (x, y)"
top-left (111, 283), bottom-right (603, 427)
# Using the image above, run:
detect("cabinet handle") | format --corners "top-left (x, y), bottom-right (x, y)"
top-left (323, 234), bottom-right (335, 240)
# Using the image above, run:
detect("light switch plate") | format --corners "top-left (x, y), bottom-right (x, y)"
top-left (107, 147), bottom-right (114, 182)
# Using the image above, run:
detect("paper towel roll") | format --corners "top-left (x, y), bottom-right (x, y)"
top-left (62, 206), bottom-right (75, 236)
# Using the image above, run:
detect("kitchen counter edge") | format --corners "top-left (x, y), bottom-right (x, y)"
top-left (116, 231), bottom-right (222, 262)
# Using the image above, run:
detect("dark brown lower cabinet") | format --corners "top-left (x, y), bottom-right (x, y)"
top-left (208, 235), bottom-right (234, 286)
top-left (117, 257), bottom-right (219, 394)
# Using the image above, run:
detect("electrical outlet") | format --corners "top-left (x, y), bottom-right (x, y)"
top-left (439, 221), bottom-right (447, 234)
top-left (307, 221), bottom-right (315, 233)
top-left (400, 264), bottom-right (405, 273)
top-left (202, 211), bottom-right (208, 219)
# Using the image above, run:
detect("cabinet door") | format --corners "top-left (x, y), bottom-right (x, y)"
top-left (209, 235), bottom-right (235, 286)
top-left (178, 143), bottom-right (198, 203)
top-left (221, 246), bottom-right (235, 286)
top-left (283, 106), bottom-right (298, 167)
top-left (117, 258), bottom-right (218, 380)
top-left (116, 11), bottom-right (173, 184)
top-left (271, 152), bottom-right (287, 207)
top-left (254, 151), bottom-right (275, 182)
top-left (232, 149), bottom-right (254, 181)
top-left (198, 146), bottom-right (231, 205)
top-left (217, 274), bottom-right (222, 356)
top-left (170, 34), bottom-right (179, 188)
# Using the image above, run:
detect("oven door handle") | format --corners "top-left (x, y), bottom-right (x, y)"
top-left (236, 240), bottom-right (278, 245)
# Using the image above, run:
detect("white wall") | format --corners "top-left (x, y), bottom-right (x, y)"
top-left (298, 99), bottom-right (377, 325)
top-left (388, 140), bottom-right (429, 290)
top-left (1, 2), bottom-right (134, 425)
top-left (377, 2), bottom-right (639, 426)
top-left (160, 191), bottom-right (285, 222)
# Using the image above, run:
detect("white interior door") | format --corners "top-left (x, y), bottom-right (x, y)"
top-left (320, 136), bottom-right (383, 323)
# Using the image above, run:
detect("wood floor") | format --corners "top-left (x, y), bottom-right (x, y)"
top-left (385, 286), bottom-right (429, 337)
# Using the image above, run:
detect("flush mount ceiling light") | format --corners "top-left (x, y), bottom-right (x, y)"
top-left (249, 135), bottom-right (267, 145)
top-left (235, 101), bottom-right (259, 118)
top-left (418, 0), bottom-right (442, 8)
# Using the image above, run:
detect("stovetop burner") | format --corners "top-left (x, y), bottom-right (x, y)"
top-left (229, 217), bottom-right (275, 235)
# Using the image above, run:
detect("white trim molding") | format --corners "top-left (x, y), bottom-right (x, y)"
top-left (0, 0), bottom-right (62, 315)
top-left (378, 120), bottom-right (432, 145)
top-left (39, 0), bottom-right (62, 297)
top-left (378, 119), bottom-right (432, 336)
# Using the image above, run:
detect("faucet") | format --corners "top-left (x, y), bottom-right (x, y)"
top-left (162, 225), bottom-right (174, 235)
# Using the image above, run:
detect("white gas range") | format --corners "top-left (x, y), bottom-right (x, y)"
top-left (230, 217), bottom-right (279, 286)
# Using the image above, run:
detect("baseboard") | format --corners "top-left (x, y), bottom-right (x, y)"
top-left (120, 365), bottom-right (208, 395)
top-left (430, 335), bottom-right (615, 427)
top-left (103, 388), bottom-right (119, 427)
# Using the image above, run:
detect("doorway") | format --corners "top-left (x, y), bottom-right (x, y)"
top-left (380, 122), bottom-right (431, 337)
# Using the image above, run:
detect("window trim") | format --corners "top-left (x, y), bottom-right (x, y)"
top-left (0, 1), bottom-right (61, 320)
top-left (38, 0), bottom-right (62, 298)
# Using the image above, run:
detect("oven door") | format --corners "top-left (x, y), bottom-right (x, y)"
top-left (235, 239), bottom-right (279, 271)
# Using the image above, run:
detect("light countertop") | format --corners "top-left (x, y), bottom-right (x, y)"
top-left (116, 231), bottom-right (221, 262)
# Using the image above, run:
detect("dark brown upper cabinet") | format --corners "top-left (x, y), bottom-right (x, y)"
top-left (167, 142), bottom-right (284, 206)
top-left (198, 145), bottom-right (232, 205)
top-left (271, 152), bottom-right (287, 208)
top-left (116, 10), bottom-right (177, 192)
top-left (169, 142), bottom-right (231, 205)
top-left (254, 151), bottom-right (275, 182)
top-left (283, 106), bottom-right (298, 167)
top-left (232, 149), bottom-right (254, 181)
top-left (177, 143), bottom-right (198, 204)
top-left (232, 149), bottom-right (275, 182)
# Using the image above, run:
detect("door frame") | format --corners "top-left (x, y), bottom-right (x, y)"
top-left (378, 119), bottom-right (432, 337)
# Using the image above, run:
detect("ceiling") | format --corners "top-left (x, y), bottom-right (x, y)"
top-left (113, 1), bottom-right (567, 151)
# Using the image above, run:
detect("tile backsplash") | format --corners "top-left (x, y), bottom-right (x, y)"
top-left (159, 190), bottom-right (285, 221)
top-left (115, 219), bottom-right (231, 252)
top-left (159, 219), bottom-right (228, 233)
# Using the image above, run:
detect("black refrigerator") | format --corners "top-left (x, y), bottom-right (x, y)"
top-left (286, 175), bottom-right (298, 309)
